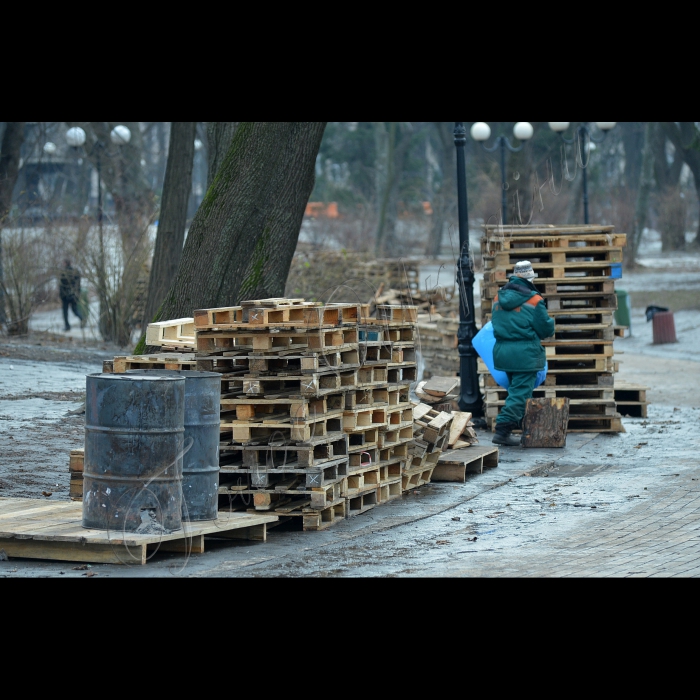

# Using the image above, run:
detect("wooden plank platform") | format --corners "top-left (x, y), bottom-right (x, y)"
top-left (0, 497), bottom-right (277, 565)
top-left (145, 318), bottom-right (195, 349)
top-left (433, 445), bottom-right (500, 482)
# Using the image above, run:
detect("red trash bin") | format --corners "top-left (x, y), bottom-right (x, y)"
top-left (652, 311), bottom-right (677, 344)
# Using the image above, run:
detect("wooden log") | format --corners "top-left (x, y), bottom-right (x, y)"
top-left (521, 398), bottom-right (570, 448)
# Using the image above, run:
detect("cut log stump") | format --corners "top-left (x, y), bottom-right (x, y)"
top-left (521, 397), bottom-right (570, 448)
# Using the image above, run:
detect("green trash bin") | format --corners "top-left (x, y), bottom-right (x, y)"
top-left (614, 289), bottom-right (631, 336)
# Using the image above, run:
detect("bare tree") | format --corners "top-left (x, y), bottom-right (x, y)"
top-left (141, 122), bottom-right (326, 347)
top-left (628, 122), bottom-right (655, 268)
top-left (0, 122), bottom-right (26, 327)
top-left (139, 122), bottom-right (196, 336)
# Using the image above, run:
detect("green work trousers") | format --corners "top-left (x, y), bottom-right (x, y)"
top-left (496, 371), bottom-right (539, 427)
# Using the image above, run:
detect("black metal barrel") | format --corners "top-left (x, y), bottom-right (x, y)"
top-left (126, 370), bottom-right (221, 521)
top-left (83, 373), bottom-right (185, 532)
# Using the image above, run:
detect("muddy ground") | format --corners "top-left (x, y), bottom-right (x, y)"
top-left (0, 259), bottom-right (699, 577)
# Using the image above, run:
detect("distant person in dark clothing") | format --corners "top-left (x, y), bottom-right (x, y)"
top-left (59, 259), bottom-right (83, 331)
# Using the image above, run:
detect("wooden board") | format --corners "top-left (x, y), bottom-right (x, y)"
top-left (0, 497), bottom-right (277, 565)
top-left (447, 411), bottom-right (472, 447)
top-left (520, 398), bottom-right (570, 448)
top-left (422, 376), bottom-right (459, 397)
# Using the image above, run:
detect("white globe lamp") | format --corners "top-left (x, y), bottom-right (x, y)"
top-left (43, 142), bottom-right (57, 155)
top-left (595, 122), bottom-right (616, 132)
top-left (470, 122), bottom-right (491, 142)
top-left (110, 125), bottom-right (131, 146)
top-left (66, 126), bottom-right (87, 148)
top-left (548, 122), bottom-right (570, 132)
top-left (513, 122), bottom-right (534, 141)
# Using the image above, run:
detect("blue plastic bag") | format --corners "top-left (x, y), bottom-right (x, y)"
top-left (472, 321), bottom-right (547, 390)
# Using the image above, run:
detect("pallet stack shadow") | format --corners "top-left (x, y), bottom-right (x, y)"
top-left (479, 224), bottom-right (627, 433)
top-left (192, 298), bottom-right (422, 531)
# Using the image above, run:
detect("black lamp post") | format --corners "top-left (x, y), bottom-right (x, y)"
top-left (548, 122), bottom-right (616, 224)
top-left (470, 122), bottom-right (534, 225)
top-left (454, 122), bottom-right (483, 418)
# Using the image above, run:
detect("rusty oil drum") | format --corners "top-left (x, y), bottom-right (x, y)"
top-left (83, 373), bottom-right (185, 532)
top-left (126, 370), bottom-right (221, 521)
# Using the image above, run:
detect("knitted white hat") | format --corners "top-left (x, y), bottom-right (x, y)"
top-left (514, 260), bottom-right (537, 280)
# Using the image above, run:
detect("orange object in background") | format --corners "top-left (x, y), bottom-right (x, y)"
top-left (305, 202), bottom-right (339, 218)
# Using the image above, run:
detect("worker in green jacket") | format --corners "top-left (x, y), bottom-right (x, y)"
top-left (491, 261), bottom-right (555, 446)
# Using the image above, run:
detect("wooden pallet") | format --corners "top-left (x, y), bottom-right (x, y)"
top-left (221, 411), bottom-right (343, 443)
top-left (483, 247), bottom-right (623, 268)
top-left (110, 354), bottom-right (198, 373)
top-left (196, 327), bottom-right (360, 354)
top-left (221, 392), bottom-right (345, 422)
top-left (401, 465), bottom-right (437, 491)
top-left (219, 456), bottom-right (350, 490)
top-left (614, 381), bottom-right (650, 418)
top-left (245, 497), bottom-right (347, 531)
top-left (237, 370), bottom-right (358, 398)
top-left (145, 318), bottom-right (195, 349)
top-left (220, 432), bottom-right (349, 468)
top-left (0, 497), bottom-right (277, 565)
top-left (432, 445), bottom-right (500, 482)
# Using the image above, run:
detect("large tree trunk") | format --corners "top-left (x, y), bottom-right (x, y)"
top-left (0, 122), bottom-right (26, 327)
top-left (207, 122), bottom-right (239, 187)
top-left (140, 122), bottom-right (196, 333)
top-left (149, 122), bottom-right (326, 337)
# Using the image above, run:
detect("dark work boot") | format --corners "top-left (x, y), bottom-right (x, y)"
top-left (492, 422), bottom-right (521, 446)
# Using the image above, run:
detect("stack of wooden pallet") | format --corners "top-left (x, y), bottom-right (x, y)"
top-left (191, 298), bottom-right (420, 530)
top-left (479, 224), bottom-right (628, 433)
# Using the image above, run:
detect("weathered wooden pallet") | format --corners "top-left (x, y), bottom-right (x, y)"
top-left (238, 370), bottom-right (358, 398)
top-left (196, 327), bottom-right (360, 354)
top-left (0, 497), bottom-right (277, 565)
top-left (221, 392), bottom-right (345, 422)
top-left (234, 477), bottom-right (347, 510)
top-left (221, 411), bottom-right (343, 443)
top-left (220, 432), bottom-right (349, 468)
top-left (407, 447), bottom-right (442, 472)
top-left (485, 399), bottom-right (616, 418)
top-left (145, 318), bottom-right (196, 349)
top-left (194, 353), bottom-right (250, 374)
top-left (348, 447), bottom-right (378, 470)
top-left (482, 247), bottom-right (623, 268)
top-left (432, 445), bottom-right (499, 482)
top-left (613, 381), bottom-right (649, 418)
top-left (245, 497), bottom-right (347, 531)
top-left (219, 456), bottom-right (350, 490)
top-left (111, 354), bottom-right (198, 373)
top-left (385, 404), bottom-right (414, 428)
top-left (196, 302), bottom-right (363, 329)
